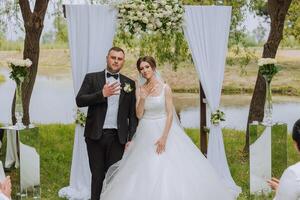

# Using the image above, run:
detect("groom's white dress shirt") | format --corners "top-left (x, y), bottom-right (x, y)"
top-left (103, 69), bottom-right (120, 129)
top-left (0, 192), bottom-right (9, 200)
top-left (274, 161), bottom-right (300, 200)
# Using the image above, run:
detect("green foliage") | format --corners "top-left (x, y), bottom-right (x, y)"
top-left (284, 0), bottom-right (300, 43)
top-left (8, 65), bottom-right (29, 85)
top-left (249, 0), bottom-right (300, 45)
top-left (114, 31), bottom-right (190, 71)
top-left (54, 15), bottom-right (68, 43)
top-left (259, 64), bottom-right (281, 82)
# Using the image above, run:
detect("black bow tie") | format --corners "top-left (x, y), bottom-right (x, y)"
top-left (107, 72), bottom-right (119, 80)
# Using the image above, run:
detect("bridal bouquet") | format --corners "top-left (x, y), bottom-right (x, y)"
top-left (75, 109), bottom-right (86, 127)
top-left (117, 0), bottom-right (184, 35)
top-left (211, 110), bottom-right (225, 125)
top-left (258, 58), bottom-right (281, 82)
top-left (7, 58), bottom-right (32, 84)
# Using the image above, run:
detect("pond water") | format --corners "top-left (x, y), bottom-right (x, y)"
top-left (0, 68), bottom-right (299, 132)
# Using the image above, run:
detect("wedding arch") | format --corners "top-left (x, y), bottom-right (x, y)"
top-left (59, 3), bottom-right (241, 199)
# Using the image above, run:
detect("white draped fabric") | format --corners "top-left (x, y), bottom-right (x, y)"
top-left (58, 5), bottom-right (118, 200)
top-left (0, 161), bottom-right (5, 182)
top-left (250, 127), bottom-right (272, 194)
top-left (3, 130), bottom-right (39, 190)
top-left (183, 6), bottom-right (241, 197)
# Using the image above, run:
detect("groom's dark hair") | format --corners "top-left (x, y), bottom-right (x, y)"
top-left (293, 119), bottom-right (300, 151)
top-left (107, 46), bottom-right (125, 55)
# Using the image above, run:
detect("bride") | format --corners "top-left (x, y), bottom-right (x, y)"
top-left (100, 56), bottom-right (235, 200)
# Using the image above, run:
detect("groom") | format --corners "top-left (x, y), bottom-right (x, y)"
top-left (76, 47), bottom-right (138, 200)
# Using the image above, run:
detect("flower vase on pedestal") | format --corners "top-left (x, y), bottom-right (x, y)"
top-left (15, 82), bottom-right (25, 129)
top-left (263, 76), bottom-right (273, 126)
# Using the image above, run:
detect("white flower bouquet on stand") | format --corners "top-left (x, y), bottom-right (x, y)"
top-left (7, 58), bottom-right (32, 129)
top-left (258, 58), bottom-right (281, 126)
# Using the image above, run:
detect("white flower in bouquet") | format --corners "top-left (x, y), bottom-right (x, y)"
top-left (137, 11), bottom-right (143, 17)
top-left (145, 12), bottom-right (151, 18)
top-left (142, 17), bottom-right (149, 24)
top-left (131, 4), bottom-right (137, 9)
top-left (165, 5), bottom-right (172, 10)
top-left (258, 58), bottom-right (277, 66)
top-left (153, 3), bottom-right (158, 9)
top-left (139, 4), bottom-right (145, 10)
top-left (120, 8), bottom-right (126, 13)
top-left (7, 58), bottom-right (32, 84)
top-left (173, 5), bottom-right (179, 12)
top-left (24, 58), bottom-right (32, 67)
top-left (146, 24), bottom-right (154, 30)
top-left (160, 0), bottom-right (167, 6)
top-left (8, 58), bottom-right (32, 68)
top-left (155, 20), bottom-right (162, 28)
top-left (158, 13), bottom-right (164, 18)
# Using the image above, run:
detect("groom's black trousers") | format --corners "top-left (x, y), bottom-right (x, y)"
top-left (85, 129), bottom-right (125, 200)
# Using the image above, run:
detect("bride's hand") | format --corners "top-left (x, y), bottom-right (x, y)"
top-left (155, 136), bottom-right (167, 154)
top-left (139, 86), bottom-right (148, 99)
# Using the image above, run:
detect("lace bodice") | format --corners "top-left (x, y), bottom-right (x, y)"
top-left (143, 85), bottom-right (166, 119)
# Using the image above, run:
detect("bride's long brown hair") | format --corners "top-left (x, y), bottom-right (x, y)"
top-left (136, 56), bottom-right (157, 72)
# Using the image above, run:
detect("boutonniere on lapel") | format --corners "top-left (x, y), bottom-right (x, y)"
top-left (123, 83), bottom-right (133, 93)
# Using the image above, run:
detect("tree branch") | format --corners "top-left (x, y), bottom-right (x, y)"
top-left (34, 0), bottom-right (49, 22)
top-left (19, 0), bottom-right (32, 22)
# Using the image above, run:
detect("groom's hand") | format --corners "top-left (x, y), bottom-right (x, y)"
top-left (102, 82), bottom-right (121, 97)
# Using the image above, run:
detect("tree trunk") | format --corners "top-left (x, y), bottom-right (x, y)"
top-left (244, 0), bottom-right (293, 152)
top-left (11, 0), bottom-right (49, 125)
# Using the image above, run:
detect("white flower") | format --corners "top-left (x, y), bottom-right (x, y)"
top-left (137, 11), bottom-right (143, 17)
top-left (25, 58), bottom-right (32, 67)
top-left (145, 12), bottom-right (151, 18)
top-left (165, 5), bottom-right (172, 10)
top-left (142, 17), bottom-right (149, 24)
top-left (139, 4), bottom-right (145, 10)
top-left (258, 58), bottom-right (277, 66)
top-left (160, 0), bottom-right (167, 6)
top-left (124, 83), bottom-right (133, 93)
top-left (166, 22), bottom-right (172, 27)
top-left (146, 24), bottom-right (154, 30)
top-left (120, 9), bottom-right (126, 13)
top-left (155, 20), bottom-right (162, 28)
top-left (7, 58), bottom-right (32, 68)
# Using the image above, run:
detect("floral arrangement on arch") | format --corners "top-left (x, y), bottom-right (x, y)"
top-left (210, 110), bottom-right (225, 126)
top-left (75, 109), bottom-right (87, 127)
top-left (117, 0), bottom-right (184, 35)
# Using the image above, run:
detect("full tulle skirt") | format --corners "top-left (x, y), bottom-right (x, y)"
top-left (101, 116), bottom-right (235, 200)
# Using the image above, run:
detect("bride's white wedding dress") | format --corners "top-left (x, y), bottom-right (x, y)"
top-left (100, 85), bottom-right (235, 200)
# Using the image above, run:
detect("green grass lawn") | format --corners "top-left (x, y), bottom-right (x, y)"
top-left (17, 124), bottom-right (298, 199)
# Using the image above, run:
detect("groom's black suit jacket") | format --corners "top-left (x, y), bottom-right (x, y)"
top-left (76, 70), bottom-right (138, 144)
